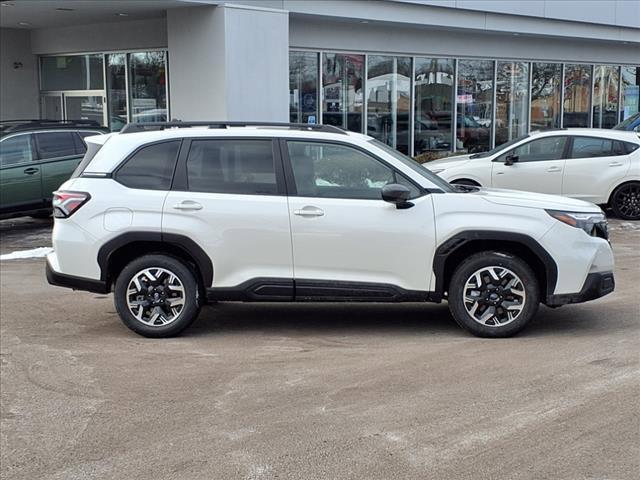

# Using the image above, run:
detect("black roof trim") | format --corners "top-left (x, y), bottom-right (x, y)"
top-left (119, 121), bottom-right (348, 135)
top-left (0, 119), bottom-right (105, 135)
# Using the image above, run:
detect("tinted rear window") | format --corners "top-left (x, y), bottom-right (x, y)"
top-left (115, 141), bottom-right (181, 190)
top-left (34, 132), bottom-right (78, 159)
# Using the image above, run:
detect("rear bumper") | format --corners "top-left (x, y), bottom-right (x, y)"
top-left (46, 256), bottom-right (108, 294)
top-left (546, 272), bottom-right (615, 307)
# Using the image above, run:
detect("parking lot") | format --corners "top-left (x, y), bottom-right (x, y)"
top-left (1, 217), bottom-right (639, 480)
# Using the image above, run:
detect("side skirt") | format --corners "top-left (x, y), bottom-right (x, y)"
top-left (206, 278), bottom-right (440, 303)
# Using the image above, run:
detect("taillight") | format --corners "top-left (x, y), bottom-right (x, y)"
top-left (52, 191), bottom-right (91, 218)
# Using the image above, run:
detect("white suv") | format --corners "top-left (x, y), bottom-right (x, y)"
top-left (427, 129), bottom-right (640, 220)
top-left (46, 122), bottom-right (615, 338)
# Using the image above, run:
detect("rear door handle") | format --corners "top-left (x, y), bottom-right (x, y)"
top-left (23, 167), bottom-right (39, 175)
top-left (546, 166), bottom-right (562, 173)
top-left (294, 206), bottom-right (324, 217)
top-left (172, 200), bottom-right (203, 211)
top-left (608, 161), bottom-right (623, 167)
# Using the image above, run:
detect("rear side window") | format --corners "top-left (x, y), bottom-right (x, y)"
top-left (0, 134), bottom-right (34, 167)
top-left (116, 141), bottom-right (180, 190)
top-left (34, 132), bottom-right (78, 159)
top-left (186, 140), bottom-right (277, 195)
top-left (624, 142), bottom-right (639, 154)
top-left (570, 137), bottom-right (615, 158)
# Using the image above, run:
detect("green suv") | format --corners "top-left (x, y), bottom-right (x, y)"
top-left (0, 120), bottom-right (108, 219)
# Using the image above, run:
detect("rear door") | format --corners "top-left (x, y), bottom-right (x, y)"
top-left (0, 133), bottom-right (43, 213)
top-left (562, 136), bottom-right (631, 204)
top-left (491, 135), bottom-right (568, 195)
top-left (34, 131), bottom-right (85, 201)
top-left (163, 138), bottom-right (293, 290)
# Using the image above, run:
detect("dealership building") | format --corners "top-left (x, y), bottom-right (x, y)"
top-left (1, 0), bottom-right (639, 158)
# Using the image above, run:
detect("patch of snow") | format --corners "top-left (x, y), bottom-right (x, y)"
top-left (0, 247), bottom-right (53, 260)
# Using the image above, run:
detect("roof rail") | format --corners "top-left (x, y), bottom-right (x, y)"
top-left (119, 121), bottom-right (348, 135)
top-left (0, 119), bottom-right (104, 134)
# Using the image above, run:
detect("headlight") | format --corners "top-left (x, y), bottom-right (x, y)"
top-left (546, 209), bottom-right (608, 239)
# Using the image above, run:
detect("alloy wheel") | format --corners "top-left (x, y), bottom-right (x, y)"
top-left (615, 184), bottom-right (640, 219)
top-left (462, 266), bottom-right (526, 327)
top-left (126, 267), bottom-right (186, 326)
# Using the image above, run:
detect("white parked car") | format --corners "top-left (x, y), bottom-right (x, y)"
top-left (47, 122), bottom-right (614, 338)
top-left (427, 129), bottom-right (640, 220)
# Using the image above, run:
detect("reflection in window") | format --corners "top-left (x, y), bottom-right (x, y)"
top-left (322, 53), bottom-right (364, 133)
top-left (499, 136), bottom-right (567, 163)
top-left (530, 63), bottom-right (562, 130)
top-left (413, 58), bottom-right (454, 161)
top-left (571, 137), bottom-right (613, 158)
top-left (495, 62), bottom-right (529, 146)
top-left (366, 56), bottom-right (411, 154)
top-left (456, 60), bottom-right (494, 153)
top-left (289, 52), bottom-right (319, 124)
top-left (563, 64), bottom-right (592, 127)
top-left (40, 55), bottom-right (104, 91)
top-left (0, 135), bottom-right (34, 166)
top-left (129, 51), bottom-right (168, 123)
top-left (592, 66), bottom-right (619, 129)
top-left (107, 54), bottom-right (127, 131)
top-left (620, 66), bottom-right (640, 121)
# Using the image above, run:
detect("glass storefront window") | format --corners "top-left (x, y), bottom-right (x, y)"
top-left (530, 63), bottom-right (562, 130)
top-left (41, 55), bottom-right (103, 91)
top-left (129, 51), bottom-right (168, 123)
top-left (592, 66), bottom-right (619, 129)
top-left (107, 54), bottom-right (127, 131)
top-left (563, 64), bottom-right (592, 127)
top-left (322, 53), bottom-right (364, 133)
top-left (495, 61), bottom-right (529, 146)
top-left (413, 57), bottom-right (454, 161)
top-left (620, 66), bottom-right (640, 121)
top-left (456, 59), bottom-right (494, 153)
top-left (289, 51), bottom-right (319, 124)
top-left (366, 56), bottom-right (411, 154)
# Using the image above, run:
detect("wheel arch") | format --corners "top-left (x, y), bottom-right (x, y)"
top-left (97, 232), bottom-right (213, 292)
top-left (607, 179), bottom-right (640, 206)
top-left (433, 231), bottom-right (557, 303)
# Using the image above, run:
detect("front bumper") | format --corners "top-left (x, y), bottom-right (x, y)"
top-left (46, 256), bottom-right (108, 294)
top-left (546, 271), bottom-right (615, 307)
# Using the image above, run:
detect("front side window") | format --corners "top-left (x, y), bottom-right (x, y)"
top-left (34, 132), bottom-right (78, 160)
top-left (186, 140), bottom-right (277, 195)
top-left (116, 141), bottom-right (180, 190)
top-left (287, 141), bottom-right (419, 199)
top-left (0, 135), bottom-right (34, 167)
top-left (570, 137), bottom-right (615, 159)
top-left (498, 136), bottom-right (568, 163)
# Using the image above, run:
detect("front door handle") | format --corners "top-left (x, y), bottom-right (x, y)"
top-left (173, 200), bottom-right (203, 211)
top-left (23, 167), bottom-right (39, 175)
top-left (294, 206), bottom-right (324, 217)
top-left (546, 166), bottom-right (562, 173)
top-left (608, 161), bottom-right (623, 167)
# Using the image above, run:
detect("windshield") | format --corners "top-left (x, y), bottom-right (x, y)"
top-left (614, 112), bottom-right (640, 130)
top-left (469, 134), bottom-right (530, 159)
top-left (368, 138), bottom-right (453, 192)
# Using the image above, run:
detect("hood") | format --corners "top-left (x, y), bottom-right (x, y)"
top-left (423, 154), bottom-right (474, 171)
top-left (474, 188), bottom-right (601, 212)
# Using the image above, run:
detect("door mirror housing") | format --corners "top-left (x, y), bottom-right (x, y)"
top-left (505, 154), bottom-right (519, 166)
top-left (381, 184), bottom-right (414, 209)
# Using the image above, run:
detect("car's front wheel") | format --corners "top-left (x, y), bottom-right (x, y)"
top-left (448, 252), bottom-right (540, 337)
top-left (610, 182), bottom-right (640, 220)
top-left (114, 254), bottom-right (201, 337)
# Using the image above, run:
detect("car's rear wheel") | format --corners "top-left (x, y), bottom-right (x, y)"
top-left (114, 254), bottom-right (201, 337)
top-left (448, 252), bottom-right (539, 337)
top-left (610, 182), bottom-right (640, 220)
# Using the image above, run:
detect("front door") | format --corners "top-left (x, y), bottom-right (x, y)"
top-left (163, 138), bottom-right (293, 289)
top-left (283, 139), bottom-right (436, 293)
top-left (491, 135), bottom-right (569, 195)
top-left (0, 134), bottom-right (43, 212)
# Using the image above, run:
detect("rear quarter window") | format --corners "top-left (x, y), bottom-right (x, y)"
top-left (115, 140), bottom-right (181, 190)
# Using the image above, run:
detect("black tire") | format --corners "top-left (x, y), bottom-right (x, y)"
top-left (610, 182), bottom-right (640, 220)
top-left (114, 254), bottom-right (201, 338)
top-left (451, 179), bottom-right (481, 187)
top-left (448, 251), bottom-right (540, 338)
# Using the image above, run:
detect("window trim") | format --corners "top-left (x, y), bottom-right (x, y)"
top-left (493, 134), bottom-right (571, 163)
top-left (113, 139), bottom-right (183, 190)
top-left (0, 133), bottom-right (37, 169)
top-left (279, 138), bottom-right (426, 200)
top-left (172, 137), bottom-right (287, 197)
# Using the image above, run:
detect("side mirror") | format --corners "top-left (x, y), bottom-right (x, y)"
top-left (505, 154), bottom-right (519, 166)
top-left (381, 184), bottom-right (414, 209)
